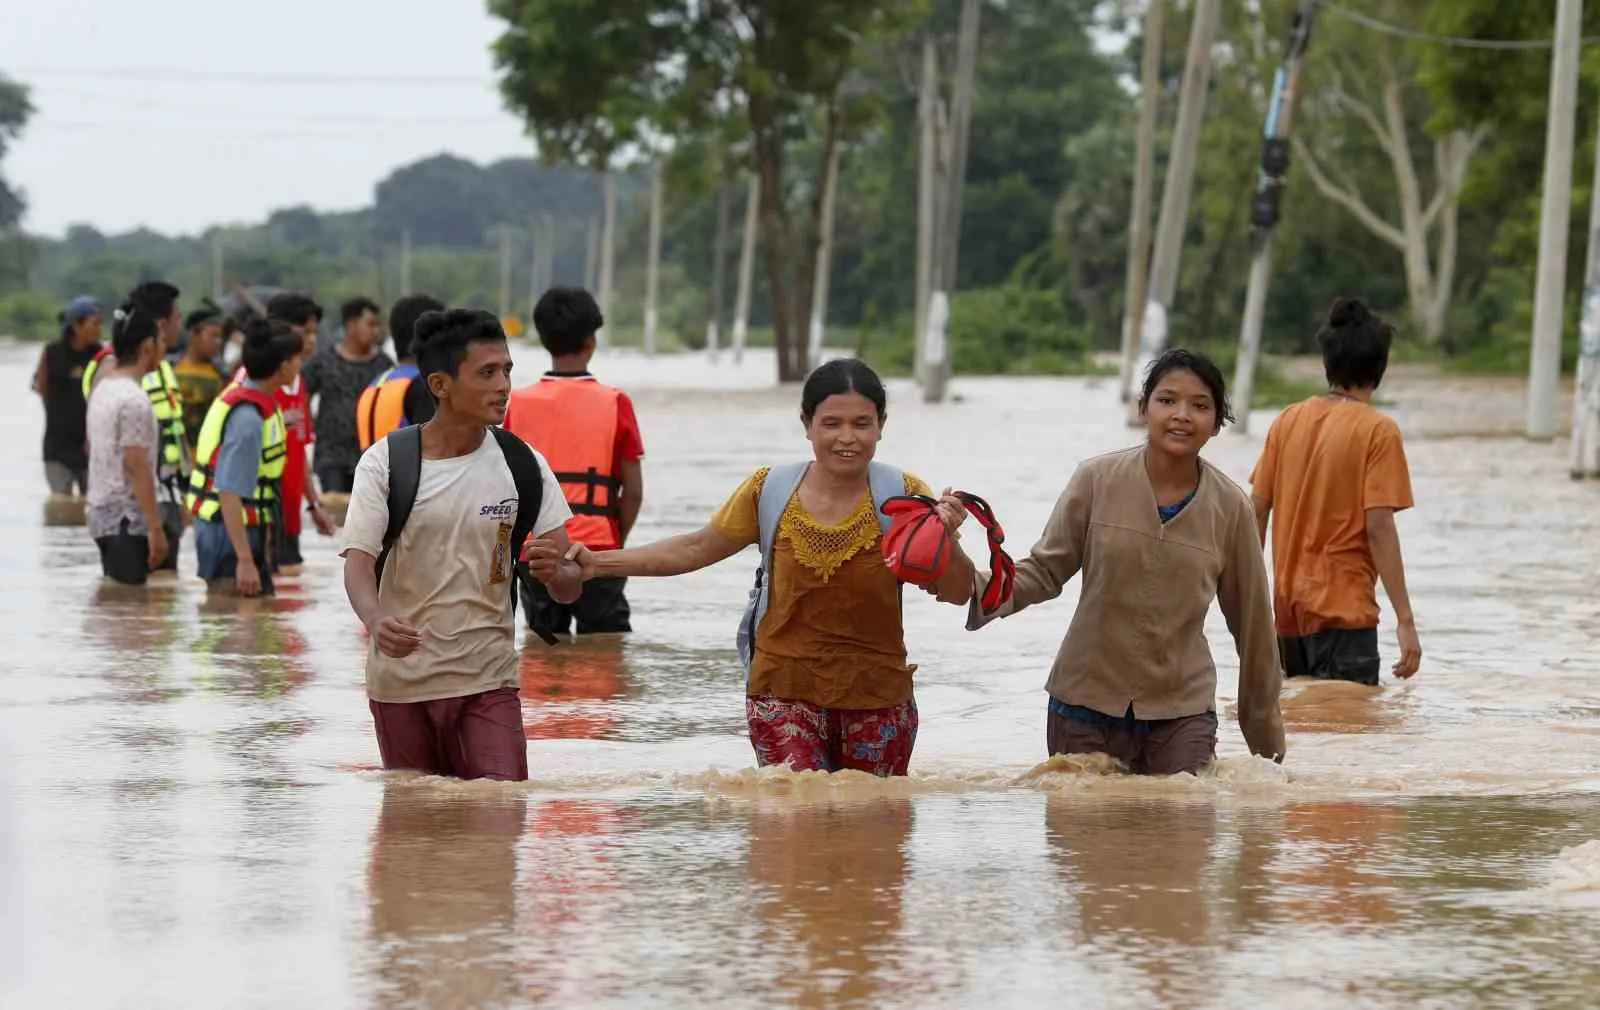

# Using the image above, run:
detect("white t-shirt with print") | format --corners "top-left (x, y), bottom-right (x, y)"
top-left (340, 431), bottom-right (572, 703)
top-left (85, 374), bottom-right (158, 538)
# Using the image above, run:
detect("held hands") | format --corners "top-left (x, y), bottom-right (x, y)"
top-left (524, 537), bottom-right (596, 585)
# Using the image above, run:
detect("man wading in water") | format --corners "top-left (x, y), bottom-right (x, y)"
top-left (340, 309), bottom-right (580, 781)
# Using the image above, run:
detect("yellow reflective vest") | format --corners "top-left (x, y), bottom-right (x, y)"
top-left (185, 384), bottom-right (288, 526)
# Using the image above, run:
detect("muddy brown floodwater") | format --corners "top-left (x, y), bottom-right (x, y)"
top-left (5, 342), bottom-right (1600, 1008)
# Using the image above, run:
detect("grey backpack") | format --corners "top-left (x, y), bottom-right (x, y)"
top-left (735, 460), bottom-right (905, 675)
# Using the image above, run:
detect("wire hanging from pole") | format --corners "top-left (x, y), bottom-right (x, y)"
top-left (1315, 0), bottom-right (1600, 50)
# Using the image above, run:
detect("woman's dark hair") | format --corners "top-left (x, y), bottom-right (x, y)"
top-left (239, 317), bottom-right (304, 381)
top-left (389, 293), bottom-right (446, 360)
top-left (1317, 297), bottom-right (1394, 390)
top-left (110, 301), bottom-right (161, 360)
top-left (414, 309), bottom-right (508, 389)
top-left (1138, 347), bottom-right (1235, 429)
top-left (800, 358), bottom-right (888, 424)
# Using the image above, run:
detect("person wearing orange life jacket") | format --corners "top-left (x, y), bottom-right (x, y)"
top-left (355, 294), bottom-right (446, 452)
top-left (503, 287), bottom-right (645, 636)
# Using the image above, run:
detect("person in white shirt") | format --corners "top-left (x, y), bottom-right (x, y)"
top-left (340, 309), bottom-right (582, 781)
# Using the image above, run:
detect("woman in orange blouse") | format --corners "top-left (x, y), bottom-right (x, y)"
top-left (528, 359), bottom-right (976, 776)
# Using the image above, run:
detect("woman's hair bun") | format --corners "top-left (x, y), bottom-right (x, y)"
top-left (1328, 297), bottom-right (1370, 328)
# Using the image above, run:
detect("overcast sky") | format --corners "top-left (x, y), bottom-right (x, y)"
top-left (2, 0), bottom-right (535, 238)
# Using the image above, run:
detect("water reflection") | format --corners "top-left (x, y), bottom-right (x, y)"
top-left (519, 641), bottom-right (632, 741)
top-left (747, 795), bottom-right (914, 1008)
top-left (191, 594), bottom-right (311, 698)
top-left (365, 780), bottom-right (528, 1009)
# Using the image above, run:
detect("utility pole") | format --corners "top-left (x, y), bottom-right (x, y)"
top-left (211, 231), bottom-right (224, 302)
top-left (644, 164), bottom-right (664, 355)
top-left (539, 214), bottom-right (554, 293)
top-left (597, 171), bottom-right (617, 350)
top-left (914, 35), bottom-right (940, 386)
top-left (708, 182), bottom-right (731, 360)
top-left (497, 226), bottom-right (513, 323)
top-left (1569, 106), bottom-right (1600, 476)
top-left (584, 216), bottom-right (599, 291)
top-left (808, 143), bottom-right (842, 371)
top-left (526, 216), bottom-right (541, 334)
top-left (1232, 0), bottom-right (1317, 435)
top-left (398, 228), bottom-right (412, 297)
top-left (1117, 0), bottom-right (1166, 404)
top-left (732, 174), bottom-right (759, 364)
top-left (922, 0), bottom-right (981, 405)
top-left (1528, 0), bottom-right (1585, 440)
top-left (1128, 0), bottom-right (1221, 424)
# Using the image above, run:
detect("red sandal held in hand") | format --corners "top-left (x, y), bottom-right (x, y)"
top-left (880, 491), bottom-right (1016, 612)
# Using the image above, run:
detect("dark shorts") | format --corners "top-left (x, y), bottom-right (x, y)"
top-left (194, 519), bottom-right (275, 596)
top-left (316, 465), bottom-right (355, 495)
top-left (1278, 627), bottom-right (1380, 687)
top-left (1046, 699), bottom-right (1218, 776)
top-left (277, 533), bottom-right (303, 568)
top-left (96, 517), bottom-right (148, 586)
top-left (368, 686), bottom-right (529, 781)
top-left (45, 461), bottom-right (87, 497)
top-left (746, 694), bottom-right (919, 777)
top-left (153, 498), bottom-right (182, 573)
top-left (518, 572), bottom-right (631, 635)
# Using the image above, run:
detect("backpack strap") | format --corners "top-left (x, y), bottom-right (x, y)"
top-left (866, 461), bottom-right (904, 534)
top-left (376, 425), bottom-right (423, 585)
top-left (756, 462), bottom-right (810, 572)
top-left (491, 426), bottom-right (559, 647)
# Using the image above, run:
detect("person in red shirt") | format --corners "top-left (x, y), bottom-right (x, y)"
top-left (239, 293), bottom-right (334, 571)
top-left (504, 287), bottom-right (644, 636)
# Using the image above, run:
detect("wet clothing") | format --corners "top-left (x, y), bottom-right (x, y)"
top-left (1046, 698), bottom-right (1218, 776)
top-left (96, 516), bottom-right (151, 586)
top-left (368, 686), bottom-right (528, 781)
top-left (969, 445), bottom-right (1286, 765)
top-left (711, 466), bottom-right (934, 711)
top-left (746, 694), bottom-right (919, 777)
top-left (38, 337), bottom-right (100, 477)
top-left (45, 462), bottom-right (87, 497)
top-left (1251, 395), bottom-right (1415, 637)
top-left (302, 343), bottom-right (393, 478)
top-left (194, 519), bottom-right (274, 595)
top-left (339, 433), bottom-right (571, 705)
top-left (1278, 626), bottom-right (1381, 687)
top-left (85, 374), bottom-right (157, 540)
top-left (518, 574), bottom-right (632, 636)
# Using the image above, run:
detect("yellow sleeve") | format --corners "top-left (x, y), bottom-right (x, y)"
top-left (709, 467), bottom-right (769, 548)
top-left (903, 472), bottom-right (933, 498)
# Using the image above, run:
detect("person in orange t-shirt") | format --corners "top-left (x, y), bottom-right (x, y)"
top-left (1250, 298), bottom-right (1422, 686)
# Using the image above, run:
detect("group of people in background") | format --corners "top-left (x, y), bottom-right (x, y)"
top-left (33, 278), bottom-right (1421, 785)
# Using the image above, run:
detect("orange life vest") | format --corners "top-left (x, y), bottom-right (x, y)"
top-left (504, 376), bottom-right (623, 549)
top-left (356, 364), bottom-right (420, 451)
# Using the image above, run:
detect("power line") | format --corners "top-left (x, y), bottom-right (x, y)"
top-left (5, 66), bottom-right (496, 88)
top-left (1316, 1), bottom-right (1600, 50)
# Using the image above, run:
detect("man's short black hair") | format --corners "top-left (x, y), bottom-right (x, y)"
top-left (265, 292), bottom-right (324, 328)
top-left (1318, 297), bottom-right (1395, 390)
top-left (413, 309), bottom-right (508, 396)
top-left (340, 296), bottom-right (380, 326)
top-left (185, 298), bottom-right (224, 333)
top-left (129, 280), bottom-right (180, 321)
top-left (389, 293), bottom-right (446, 361)
top-left (240, 317), bottom-right (305, 381)
top-left (532, 286), bottom-right (603, 357)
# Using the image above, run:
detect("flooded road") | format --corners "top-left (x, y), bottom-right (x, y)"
top-left (6, 341), bottom-right (1600, 1008)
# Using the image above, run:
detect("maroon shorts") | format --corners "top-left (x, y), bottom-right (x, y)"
top-left (746, 694), bottom-right (918, 777)
top-left (1046, 704), bottom-right (1217, 776)
top-left (368, 686), bottom-right (529, 781)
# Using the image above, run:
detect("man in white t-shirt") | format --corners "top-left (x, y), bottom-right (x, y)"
top-left (340, 309), bottom-right (582, 781)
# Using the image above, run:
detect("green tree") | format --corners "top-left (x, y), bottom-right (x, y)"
top-left (487, 0), bottom-right (920, 381)
top-left (0, 74), bottom-right (34, 291)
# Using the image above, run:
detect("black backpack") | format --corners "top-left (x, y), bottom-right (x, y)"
top-left (376, 424), bottom-right (559, 646)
